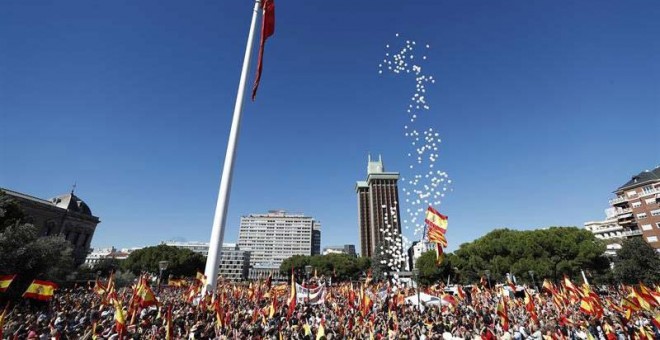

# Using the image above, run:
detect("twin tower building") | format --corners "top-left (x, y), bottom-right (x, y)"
top-left (356, 155), bottom-right (403, 258)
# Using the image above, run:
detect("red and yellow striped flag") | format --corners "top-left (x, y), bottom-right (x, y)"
top-left (0, 275), bottom-right (16, 293)
top-left (22, 280), bottom-right (57, 301)
top-left (425, 206), bottom-right (448, 233)
top-left (496, 298), bottom-right (509, 331)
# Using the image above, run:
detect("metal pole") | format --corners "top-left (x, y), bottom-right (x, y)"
top-left (203, 0), bottom-right (262, 295)
top-left (417, 276), bottom-right (420, 312)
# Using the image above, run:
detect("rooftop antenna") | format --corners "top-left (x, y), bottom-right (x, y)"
top-left (71, 182), bottom-right (77, 195)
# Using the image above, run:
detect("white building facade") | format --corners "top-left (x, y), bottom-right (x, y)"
top-left (584, 208), bottom-right (643, 256)
top-left (163, 241), bottom-right (251, 281)
top-left (238, 210), bottom-right (320, 267)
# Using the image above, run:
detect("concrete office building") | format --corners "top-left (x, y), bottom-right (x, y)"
top-left (355, 155), bottom-right (402, 258)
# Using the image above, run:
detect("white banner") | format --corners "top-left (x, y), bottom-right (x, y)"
top-left (295, 283), bottom-right (326, 304)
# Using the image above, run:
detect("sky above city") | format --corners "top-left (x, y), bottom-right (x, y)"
top-left (1, 0), bottom-right (659, 253)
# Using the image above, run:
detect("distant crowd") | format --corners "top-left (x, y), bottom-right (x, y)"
top-left (1, 275), bottom-right (659, 340)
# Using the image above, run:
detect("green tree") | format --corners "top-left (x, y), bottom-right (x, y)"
top-left (613, 238), bottom-right (660, 285)
top-left (452, 227), bottom-right (610, 285)
top-left (279, 255), bottom-right (311, 278)
top-left (0, 191), bottom-right (75, 298)
top-left (90, 258), bottom-right (122, 276)
top-left (415, 251), bottom-right (456, 286)
top-left (121, 244), bottom-right (206, 277)
top-left (279, 254), bottom-right (370, 282)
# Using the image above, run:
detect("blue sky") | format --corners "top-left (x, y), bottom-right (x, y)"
top-left (1, 0), bottom-right (658, 253)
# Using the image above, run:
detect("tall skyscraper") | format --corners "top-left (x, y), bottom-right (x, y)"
top-left (355, 155), bottom-right (402, 257)
top-left (312, 223), bottom-right (322, 255)
top-left (238, 210), bottom-right (321, 266)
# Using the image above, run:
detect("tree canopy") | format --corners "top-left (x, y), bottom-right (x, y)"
top-left (415, 251), bottom-right (457, 286)
top-left (121, 244), bottom-right (206, 277)
top-left (279, 254), bottom-right (370, 281)
top-left (451, 227), bottom-right (610, 285)
top-left (0, 191), bottom-right (75, 298)
top-left (612, 237), bottom-right (660, 284)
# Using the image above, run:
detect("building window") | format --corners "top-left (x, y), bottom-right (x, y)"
top-left (632, 201), bottom-right (642, 208)
top-left (651, 209), bottom-right (660, 217)
top-left (656, 222), bottom-right (660, 229)
top-left (645, 198), bottom-right (657, 205)
top-left (637, 213), bottom-right (647, 219)
top-left (641, 224), bottom-right (653, 231)
top-left (627, 190), bottom-right (637, 197)
top-left (642, 185), bottom-right (654, 194)
top-left (647, 236), bottom-right (658, 243)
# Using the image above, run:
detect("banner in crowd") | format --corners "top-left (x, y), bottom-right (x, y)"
top-left (294, 283), bottom-right (326, 305)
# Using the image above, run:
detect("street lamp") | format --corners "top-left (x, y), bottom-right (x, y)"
top-left (412, 268), bottom-right (420, 311)
top-left (528, 270), bottom-right (537, 291)
top-left (484, 270), bottom-right (491, 289)
top-left (304, 265), bottom-right (312, 304)
top-left (158, 260), bottom-right (169, 293)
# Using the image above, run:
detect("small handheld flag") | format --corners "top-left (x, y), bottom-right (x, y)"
top-left (0, 275), bottom-right (16, 293)
top-left (22, 280), bottom-right (57, 301)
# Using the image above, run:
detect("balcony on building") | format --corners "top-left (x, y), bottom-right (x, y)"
top-left (609, 196), bottom-right (627, 206)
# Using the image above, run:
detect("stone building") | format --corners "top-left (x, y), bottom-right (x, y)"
top-left (1, 187), bottom-right (101, 265)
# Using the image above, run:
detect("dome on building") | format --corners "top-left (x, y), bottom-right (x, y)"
top-left (50, 192), bottom-right (93, 216)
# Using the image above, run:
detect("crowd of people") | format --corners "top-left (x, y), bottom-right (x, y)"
top-left (1, 274), bottom-right (659, 340)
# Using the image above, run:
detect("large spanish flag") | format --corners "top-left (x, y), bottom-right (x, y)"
top-left (22, 280), bottom-right (57, 301)
top-left (0, 275), bottom-right (16, 293)
top-left (425, 206), bottom-right (448, 233)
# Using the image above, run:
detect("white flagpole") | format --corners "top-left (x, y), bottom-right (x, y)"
top-left (203, 0), bottom-right (261, 294)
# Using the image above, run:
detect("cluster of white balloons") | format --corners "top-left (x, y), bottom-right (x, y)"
top-left (378, 33), bottom-right (452, 252)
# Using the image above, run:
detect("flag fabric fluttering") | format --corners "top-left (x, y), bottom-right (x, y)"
top-left (287, 269), bottom-right (296, 320)
top-left (251, 0), bottom-right (275, 101)
top-left (113, 298), bottom-right (127, 337)
top-left (425, 205), bottom-right (448, 233)
top-left (22, 280), bottom-right (58, 301)
top-left (425, 205), bottom-right (449, 265)
top-left (496, 297), bottom-right (509, 331)
top-left (0, 275), bottom-right (16, 293)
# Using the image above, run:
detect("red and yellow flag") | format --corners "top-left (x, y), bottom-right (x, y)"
top-left (136, 277), bottom-right (159, 308)
top-left (496, 298), bottom-right (509, 331)
top-left (113, 299), bottom-right (126, 336)
top-left (0, 275), bottom-right (16, 293)
top-left (168, 278), bottom-right (187, 287)
top-left (251, 0), bottom-right (276, 101)
top-left (286, 269), bottom-right (296, 320)
top-left (22, 280), bottom-right (57, 301)
top-left (524, 290), bottom-right (538, 323)
top-left (434, 244), bottom-right (445, 265)
top-left (651, 313), bottom-right (660, 330)
top-left (196, 271), bottom-right (207, 286)
top-left (425, 206), bottom-right (448, 233)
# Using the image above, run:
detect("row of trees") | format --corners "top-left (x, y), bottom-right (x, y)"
top-left (414, 227), bottom-right (660, 286)
top-left (279, 253), bottom-right (370, 281)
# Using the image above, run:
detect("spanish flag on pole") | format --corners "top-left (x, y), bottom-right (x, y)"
top-left (426, 205), bottom-right (449, 265)
top-left (0, 275), bottom-right (16, 293)
top-left (425, 206), bottom-right (448, 233)
top-left (22, 280), bottom-right (57, 301)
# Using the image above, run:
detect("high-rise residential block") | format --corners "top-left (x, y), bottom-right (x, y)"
top-left (355, 155), bottom-right (402, 257)
top-left (238, 210), bottom-right (320, 267)
top-left (608, 167), bottom-right (660, 250)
